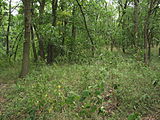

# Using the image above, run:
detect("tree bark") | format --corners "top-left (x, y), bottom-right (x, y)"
top-left (133, 0), bottom-right (139, 47)
top-left (159, 47), bottom-right (160, 57)
top-left (71, 6), bottom-right (76, 53)
top-left (47, 0), bottom-right (58, 64)
top-left (14, 34), bottom-right (23, 61)
top-left (37, 0), bottom-right (45, 60)
top-left (31, 25), bottom-right (38, 62)
top-left (6, 0), bottom-right (12, 55)
top-left (31, 1), bottom-right (37, 62)
top-left (143, 0), bottom-right (157, 64)
top-left (75, 0), bottom-right (94, 55)
top-left (20, 0), bottom-right (31, 77)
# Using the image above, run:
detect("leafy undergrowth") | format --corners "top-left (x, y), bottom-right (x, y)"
top-left (0, 52), bottom-right (160, 120)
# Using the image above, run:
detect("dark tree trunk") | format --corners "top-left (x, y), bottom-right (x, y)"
top-left (69, 6), bottom-right (76, 61)
top-left (0, 2), bottom-right (2, 25)
top-left (133, 0), bottom-right (139, 47)
top-left (47, 0), bottom-right (58, 64)
top-left (31, 1), bottom-right (37, 62)
top-left (144, 21), bottom-right (149, 64)
top-left (14, 34), bottom-right (23, 61)
top-left (122, 46), bottom-right (125, 53)
top-left (110, 36), bottom-right (114, 52)
top-left (60, 0), bottom-right (66, 49)
top-left (148, 39), bottom-right (151, 60)
top-left (71, 6), bottom-right (76, 53)
top-left (10, 31), bottom-right (23, 59)
top-left (159, 47), bottom-right (160, 57)
top-left (20, 0), bottom-right (31, 77)
top-left (118, 0), bottom-right (129, 54)
top-left (6, 0), bottom-right (12, 55)
top-left (75, 0), bottom-right (94, 55)
top-left (143, 0), bottom-right (156, 64)
top-left (38, 0), bottom-right (45, 60)
top-left (61, 20), bottom-right (67, 55)
top-left (31, 25), bottom-right (38, 62)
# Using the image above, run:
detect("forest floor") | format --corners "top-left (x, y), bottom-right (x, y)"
top-left (0, 50), bottom-right (160, 120)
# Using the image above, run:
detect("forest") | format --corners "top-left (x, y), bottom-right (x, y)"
top-left (0, 0), bottom-right (160, 119)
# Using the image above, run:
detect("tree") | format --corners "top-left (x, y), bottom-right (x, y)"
top-left (75, 0), bottom-right (95, 55)
top-left (6, 0), bottom-right (12, 55)
top-left (133, 0), bottom-right (139, 48)
top-left (37, 0), bottom-right (46, 60)
top-left (144, 0), bottom-right (159, 64)
top-left (47, 0), bottom-right (58, 64)
top-left (19, 0), bottom-right (31, 77)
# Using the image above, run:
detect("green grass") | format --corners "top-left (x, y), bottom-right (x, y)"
top-left (0, 51), bottom-right (160, 120)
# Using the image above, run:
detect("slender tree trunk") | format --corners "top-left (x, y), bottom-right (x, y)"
top-left (133, 0), bottom-right (139, 47)
top-left (148, 39), bottom-right (151, 60)
top-left (61, 21), bottom-right (67, 46)
top-left (0, 2), bottom-right (2, 25)
top-left (69, 6), bottom-right (76, 61)
top-left (60, 20), bottom-right (67, 56)
top-left (47, 0), bottom-right (58, 64)
top-left (31, 1), bottom-right (37, 62)
top-left (9, 31), bottom-right (23, 60)
top-left (31, 25), bottom-right (38, 62)
top-left (71, 6), bottom-right (76, 53)
top-left (60, 1), bottom-right (66, 48)
top-left (6, 0), bottom-right (12, 55)
top-left (75, 0), bottom-right (94, 55)
top-left (20, 0), bottom-right (31, 77)
top-left (144, 19), bottom-right (149, 64)
top-left (110, 36), bottom-right (114, 52)
top-left (14, 34), bottom-right (23, 61)
top-left (38, 0), bottom-right (45, 60)
top-left (159, 47), bottom-right (160, 57)
top-left (144, 0), bottom-right (155, 64)
top-left (119, 0), bottom-right (129, 53)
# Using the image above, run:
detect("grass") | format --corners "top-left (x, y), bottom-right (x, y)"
top-left (0, 51), bottom-right (160, 120)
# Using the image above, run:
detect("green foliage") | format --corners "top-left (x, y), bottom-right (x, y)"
top-left (128, 113), bottom-right (140, 120)
top-left (1, 52), bottom-right (160, 120)
top-left (0, 0), bottom-right (160, 119)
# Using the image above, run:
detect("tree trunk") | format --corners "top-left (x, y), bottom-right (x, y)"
top-left (133, 0), bottom-right (139, 47)
top-left (47, 0), bottom-right (58, 64)
top-left (6, 0), bottom-right (12, 55)
top-left (14, 34), bottom-right (23, 61)
top-left (31, 1), bottom-right (37, 62)
top-left (144, 18), bottom-right (149, 64)
top-left (69, 6), bottom-right (76, 61)
top-left (143, 0), bottom-right (155, 64)
top-left (71, 6), bottom-right (76, 53)
top-left (38, 0), bottom-right (45, 60)
top-left (111, 39), bottom-right (114, 52)
top-left (61, 20), bottom-right (67, 55)
top-left (75, 0), bottom-right (94, 55)
top-left (20, 0), bottom-right (31, 77)
top-left (31, 25), bottom-right (38, 62)
top-left (148, 39), bottom-right (151, 60)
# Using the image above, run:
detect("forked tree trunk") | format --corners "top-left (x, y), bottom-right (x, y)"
top-left (19, 0), bottom-right (31, 77)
